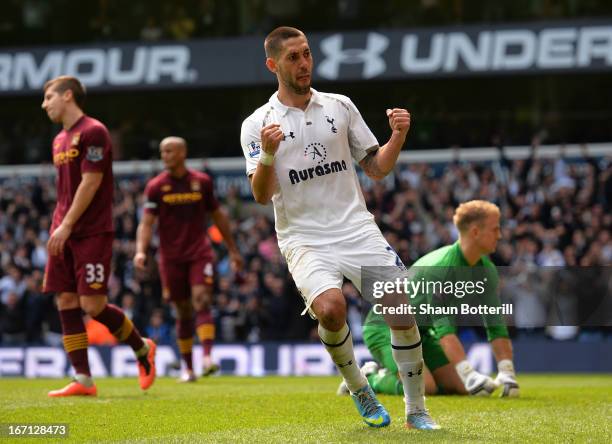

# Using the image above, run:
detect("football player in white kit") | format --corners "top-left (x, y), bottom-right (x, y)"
top-left (240, 26), bottom-right (439, 430)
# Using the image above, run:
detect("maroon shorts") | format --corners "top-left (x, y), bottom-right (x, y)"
top-left (43, 232), bottom-right (113, 296)
top-left (159, 256), bottom-right (214, 302)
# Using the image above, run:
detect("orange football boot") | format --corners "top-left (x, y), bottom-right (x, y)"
top-left (48, 381), bottom-right (97, 397)
top-left (138, 338), bottom-right (157, 390)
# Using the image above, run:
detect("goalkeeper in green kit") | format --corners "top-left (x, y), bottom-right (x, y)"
top-left (339, 200), bottom-right (519, 397)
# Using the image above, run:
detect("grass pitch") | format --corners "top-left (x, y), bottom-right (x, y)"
top-left (1, 375), bottom-right (611, 443)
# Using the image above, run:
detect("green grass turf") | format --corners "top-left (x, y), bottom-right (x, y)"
top-left (0, 375), bottom-right (611, 443)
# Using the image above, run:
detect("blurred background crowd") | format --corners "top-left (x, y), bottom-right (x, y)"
top-left (1, 0), bottom-right (611, 349)
top-left (3, 0), bottom-right (609, 45)
top-left (1, 143), bottom-right (610, 346)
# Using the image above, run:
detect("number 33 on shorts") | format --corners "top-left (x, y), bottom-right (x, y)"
top-left (85, 263), bottom-right (105, 289)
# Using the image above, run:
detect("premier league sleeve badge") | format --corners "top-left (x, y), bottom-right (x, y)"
top-left (86, 146), bottom-right (104, 162)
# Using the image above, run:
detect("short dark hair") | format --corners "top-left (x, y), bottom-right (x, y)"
top-left (264, 26), bottom-right (305, 59)
top-left (43, 76), bottom-right (86, 110)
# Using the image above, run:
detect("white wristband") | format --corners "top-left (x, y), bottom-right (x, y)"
top-left (259, 150), bottom-right (275, 166)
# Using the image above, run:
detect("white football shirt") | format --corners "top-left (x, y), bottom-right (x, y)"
top-left (240, 89), bottom-right (380, 250)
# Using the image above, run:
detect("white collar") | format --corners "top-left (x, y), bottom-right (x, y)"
top-left (269, 88), bottom-right (322, 116)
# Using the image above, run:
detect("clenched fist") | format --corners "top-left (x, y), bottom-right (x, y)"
top-left (386, 108), bottom-right (411, 136)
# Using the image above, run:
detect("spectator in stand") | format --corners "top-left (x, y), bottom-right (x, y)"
top-left (0, 264), bottom-right (26, 304)
top-left (0, 291), bottom-right (27, 345)
top-left (145, 308), bottom-right (173, 345)
top-left (140, 16), bottom-right (163, 41)
top-left (165, 6), bottom-right (195, 40)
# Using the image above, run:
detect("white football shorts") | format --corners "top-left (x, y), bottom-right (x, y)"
top-left (281, 229), bottom-right (406, 318)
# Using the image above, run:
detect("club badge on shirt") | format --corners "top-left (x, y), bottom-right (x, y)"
top-left (86, 146), bottom-right (104, 162)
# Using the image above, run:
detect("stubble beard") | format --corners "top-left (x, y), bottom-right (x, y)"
top-left (291, 80), bottom-right (311, 95)
top-left (280, 70), bottom-right (311, 95)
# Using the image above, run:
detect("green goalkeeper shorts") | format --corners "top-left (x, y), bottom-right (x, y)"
top-left (362, 324), bottom-right (449, 373)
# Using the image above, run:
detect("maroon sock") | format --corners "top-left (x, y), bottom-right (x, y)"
top-left (195, 309), bottom-right (215, 358)
top-left (93, 304), bottom-right (145, 352)
top-left (59, 307), bottom-right (90, 376)
top-left (176, 317), bottom-right (194, 371)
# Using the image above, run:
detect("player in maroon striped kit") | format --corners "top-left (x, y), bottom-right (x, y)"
top-left (41, 76), bottom-right (156, 397)
top-left (134, 136), bottom-right (243, 382)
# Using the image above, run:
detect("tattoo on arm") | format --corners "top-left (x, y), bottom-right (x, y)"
top-left (360, 151), bottom-right (385, 180)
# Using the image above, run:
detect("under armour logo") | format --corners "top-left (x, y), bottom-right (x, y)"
top-left (325, 116), bottom-right (337, 133)
top-left (407, 368), bottom-right (423, 377)
top-left (283, 131), bottom-right (295, 141)
top-left (338, 360), bottom-right (353, 368)
top-left (318, 33), bottom-right (389, 80)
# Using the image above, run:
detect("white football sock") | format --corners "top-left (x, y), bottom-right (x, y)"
top-left (391, 326), bottom-right (425, 414)
top-left (318, 323), bottom-right (367, 393)
top-left (74, 373), bottom-right (94, 387)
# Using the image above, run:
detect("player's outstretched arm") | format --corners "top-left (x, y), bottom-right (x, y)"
top-left (211, 207), bottom-right (244, 272)
top-left (249, 167), bottom-right (276, 204)
top-left (359, 108), bottom-right (410, 180)
top-left (47, 172), bottom-right (103, 256)
top-left (134, 212), bottom-right (156, 271)
top-left (439, 332), bottom-right (468, 364)
top-left (491, 337), bottom-right (513, 362)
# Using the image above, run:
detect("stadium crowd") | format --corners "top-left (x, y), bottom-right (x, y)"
top-left (3, 0), bottom-right (608, 46)
top-left (1, 145), bottom-right (611, 346)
